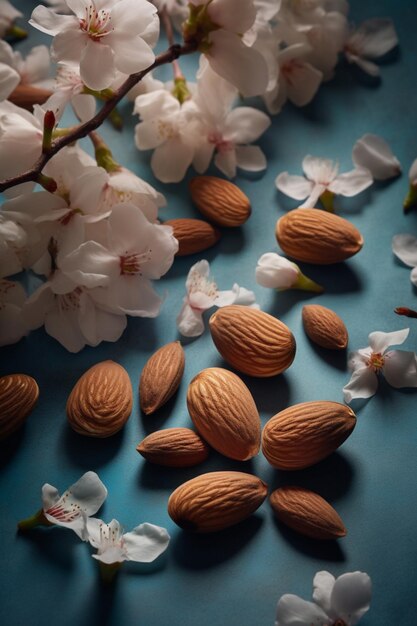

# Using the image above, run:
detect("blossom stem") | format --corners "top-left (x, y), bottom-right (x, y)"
top-left (320, 190), bottom-right (335, 212)
top-left (292, 271), bottom-right (324, 293)
top-left (6, 24), bottom-right (28, 41)
top-left (394, 306), bottom-right (417, 319)
top-left (89, 131), bottom-right (121, 173)
top-left (0, 42), bottom-right (198, 194)
top-left (99, 561), bottom-right (123, 584)
top-left (37, 173), bottom-right (57, 193)
top-left (403, 184), bottom-right (417, 213)
top-left (42, 111), bottom-right (56, 153)
top-left (17, 509), bottom-right (52, 531)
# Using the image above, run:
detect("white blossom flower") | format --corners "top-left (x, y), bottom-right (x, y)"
top-left (403, 158), bottom-right (417, 213)
top-left (0, 208), bottom-right (32, 277)
top-left (276, 570), bottom-right (371, 626)
top-left (0, 40), bottom-right (19, 100)
top-left (392, 234), bottom-right (417, 286)
top-left (256, 252), bottom-right (323, 292)
top-left (352, 134), bottom-right (401, 181)
top-left (59, 203), bottom-right (178, 318)
top-left (0, 0), bottom-right (22, 38)
top-left (183, 0), bottom-right (268, 97)
top-left (18, 471), bottom-right (108, 540)
top-left (192, 62), bottom-right (271, 178)
top-left (276, 155), bottom-right (373, 210)
top-left (43, 63), bottom-right (96, 122)
top-left (30, 0), bottom-right (159, 91)
top-left (0, 279), bottom-right (27, 346)
top-left (343, 328), bottom-right (417, 403)
top-left (177, 259), bottom-right (258, 337)
top-left (86, 518), bottom-right (170, 565)
top-left (344, 18), bottom-right (398, 77)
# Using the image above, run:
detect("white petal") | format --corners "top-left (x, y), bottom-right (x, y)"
top-left (383, 350), bottom-right (417, 389)
top-left (312, 571), bottom-right (336, 616)
top-left (51, 28), bottom-right (85, 64)
top-left (392, 234), bottom-right (417, 268)
top-left (29, 6), bottom-right (76, 35)
top-left (235, 145), bottom-right (267, 172)
top-left (224, 107), bottom-right (270, 144)
top-left (0, 302), bottom-right (27, 346)
top-left (214, 149), bottom-right (237, 179)
top-left (72, 93), bottom-right (96, 122)
top-left (107, 33), bottom-right (155, 75)
top-left (123, 523), bottom-right (170, 563)
top-left (352, 18), bottom-right (398, 59)
top-left (95, 276), bottom-right (162, 318)
top-left (328, 168), bottom-right (373, 196)
top-left (177, 300), bottom-right (205, 337)
top-left (346, 52), bottom-right (381, 77)
top-left (256, 253), bottom-right (299, 289)
top-left (343, 366), bottom-right (378, 403)
top-left (110, 0), bottom-right (158, 37)
top-left (302, 155), bottom-right (338, 184)
top-left (215, 283), bottom-right (256, 307)
top-left (151, 138), bottom-right (194, 183)
top-left (0, 62), bottom-right (20, 101)
top-left (41, 484), bottom-right (60, 510)
top-left (276, 594), bottom-right (329, 626)
top-left (352, 134), bottom-right (401, 180)
top-left (275, 173), bottom-right (313, 200)
top-left (62, 471), bottom-right (107, 516)
top-left (368, 328), bottom-right (409, 353)
top-left (209, 0), bottom-right (256, 33)
top-left (80, 40), bottom-right (115, 91)
top-left (330, 572), bottom-right (372, 625)
top-left (285, 62), bottom-right (322, 107)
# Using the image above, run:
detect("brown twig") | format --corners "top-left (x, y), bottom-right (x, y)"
top-left (0, 42), bottom-right (197, 194)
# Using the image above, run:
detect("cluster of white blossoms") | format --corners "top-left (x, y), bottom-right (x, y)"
top-left (0, 0), bottom-right (400, 351)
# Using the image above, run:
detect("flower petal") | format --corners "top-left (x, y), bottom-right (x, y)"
top-left (235, 145), bottom-right (267, 172)
top-left (41, 483), bottom-right (60, 510)
top-left (352, 18), bottom-right (398, 59)
top-left (330, 571), bottom-right (372, 625)
top-left (328, 168), bottom-right (373, 196)
top-left (302, 156), bottom-right (338, 184)
top-left (215, 283), bottom-right (256, 307)
top-left (352, 134), bottom-right (401, 180)
top-left (368, 328), bottom-right (409, 353)
top-left (177, 300), bottom-right (205, 337)
top-left (343, 366), bottom-right (378, 403)
top-left (80, 40), bottom-right (115, 91)
top-left (224, 107), bottom-right (270, 144)
top-left (256, 253), bottom-right (299, 289)
top-left (123, 523), bottom-right (170, 563)
top-left (55, 471), bottom-right (107, 517)
top-left (383, 350), bottom-right (417, 389)
top-left (392, 234), bottom-right (417, 268)
top-left (209, 0), bottom-right (256, 34)
top-left (275, 173), bottom-right (313, 200)
top-left (276, 594), bottom-right (329, 626)
top-left (285, 62), bottom-right (322, 107)
top-left (150, 138), bottom-right (194, 183)
top-left (29, 6), bottom-right (76, 35)
top-left (312, 571), bottom-right (336, 616)
top-left (107, 33), bottom-right (155, 75)
top-left (214, 149), bottom-right (237, 179)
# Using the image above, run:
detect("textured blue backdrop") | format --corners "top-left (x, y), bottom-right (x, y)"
top-left (1, 1), bottom-right (417, 625)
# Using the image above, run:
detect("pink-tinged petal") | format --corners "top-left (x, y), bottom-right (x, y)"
top-left (210, 0), bottom-right (256, 33)
top-left (60, 241), bottom-right (118, 286)
top-left (224, 107), bottom-right (270, 144)
top-left (177, 300), bottom-right (205, 337)
top-left (352, 134), bottom-right (401, 180)
top-left (383, 350), bottom-right (417, 389)
top-left (343, 366), bottom-right (378, 403)
top-left (110, 0), bottom-right (158, 36)
top-left (302, 156), bottom-right (339, 184)
top-left (80, 40), bottom-right (115, 91)
top-left (41, 483), bottom-right (60, 510)
top-left (328, 168), bottom-right (373, 196)
top-left (108, 34), bottom-right (155, 75)
top-left (0, 279), bottom-right (26, 307)
top-left (368, 328), bottom-right (409, 353)
top-left (92, 275), bottom-right (162, 317)
top-left (0, 63), bottom-right (20, 100)
top-left (65, 0), bottom-right (90, 17)
top-left (29, 5), bottom-right (76, 35)
top-left (329, 572), bottom-right (372, 625)
top-left (123, 523), bottom-right (170, 563)
top-left (214, 149), bottom-right (237, 179)
top-left (348, 347), bottom-right (372, 370)
top-left (72, 93), bottom-right (96, 122)
top-left (135, 119), bottom-right (166, 150)
top-left (84, 306), bottom-right (127, 345)
top-left (256, 253), bottom-right (299, 289)
top-left (208, 30), bottom-right (268, 98)
top-left (392, 234), bottom-right (417, 268)
top-left (285, 62), bottom-right (322, 107)
top-left (312, 571), bottom-right (336, 616)
top-left (51, 27), bottom-right (86, 64)
top-left (151, 138), bottom-right (194, 183)
top-left (193, 142), bottom-right (215, 174)
top-left (275, 173), bottom-right (313, 200)
top-left (353, 18), bottom-right (398, 59)
top-left (235, 145), bottom-right (267, 172)
top-left (276, 594), bottom-right (329, 626)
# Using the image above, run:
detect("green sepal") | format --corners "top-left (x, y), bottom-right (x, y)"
top-left (6, 24), bottom-right (27, 41)
top-left (403, 184), bottom-right (417, 213)
top-left (172, 77), bottom-right (191, 104)
top-left (319, 190), bottom-right (335, 212)
top-left (17, 509), bottom-right (52, 531)
top-left (292, 271), bottom-right (324, 293)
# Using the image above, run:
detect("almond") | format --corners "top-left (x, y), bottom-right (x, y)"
top-left (270, 486), bottom-right (347, 540)
top-left (276, 208), bottom-right (363, 264)
top-left (262, 401), bottom-right (356, 470)
top-left (137, 428), bottom-right (209, 467)
top-left (0, 374), bottom-right (39, 439)
top-left (187, 367), bottom-right (260, 461)
top-left (209, 305), bottom-right (296, 377)
top-left (189, 176), bottom-right (251, 227)
top-left (139, 341), bottom-right (185, 414)
top-left (8, 84), bottom-right (53, 110)
top-left (168, 471), bottom-right (268, 532)
top-left (67, 360), bottom-right (132, 437)
top-left (164, 218), bottom-right (221, 256)
top-left (302, 304), bottom-right (348, 349)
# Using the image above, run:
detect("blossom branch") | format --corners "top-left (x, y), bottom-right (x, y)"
top-left (0, 42), bottom-right (197, 194)
top-left (160, 8), bottom-right (183, 80)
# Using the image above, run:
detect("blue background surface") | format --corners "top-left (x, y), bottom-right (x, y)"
top-left (1, 1), bottom-right (417, 624)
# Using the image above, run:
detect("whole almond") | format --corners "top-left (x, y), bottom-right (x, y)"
top-left (262, 401), bottom-right (356, 470)
top-left (168, 471), bottom-right (268, 532)
top-left (187, 367), bottom-right (260, 461)
top-left (270, 486), bottom-right (347, 540)
top-left (209, 305), bottom-right (296, 377)
top-left (189, 176), bottom-right (251, 227)
top-left (139, 342), bottom-right (185, 415)
top-left (0, 374), bottom-right (39, 439)
top-left (276, 208), bottom-right (363, 264)
top-left (164, 218), bottom-right (221, 256)
top-left (137, 428), bottom-right (209, 467)
top-left (67, 360), bottom-right (132, 437)
top-left (302, 304), bottom-right (348, 349)
top-left (8, 84), bottom-right (53, 110)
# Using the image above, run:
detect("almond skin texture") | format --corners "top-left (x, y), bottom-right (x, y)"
top-left (209, 305), bottom-right (296, 377)
top-left (270, 486), bottom-right (347, 540)
top-left (9, 84), bottom-right (53, 110)
top-left (302, 304), bottom-right (348, 350)
top-left (164, 218), bottom-right (221, 256)
top-left (189, 176), bottom-right (251, 227)
top-left (137, 428), bottom-right (209, 467)
top-left (276, 208), bottom-right (363, 264)
top-left (139, 342), bottom-right (185, 415)
top-left (67, 361), bottom-right (132, 437)
top-left (0, 374), bottom-right (39, 439)
top-left (262, 401), bottom-right (356, 470)
top-left (168, 471), bottom-right (268, 532)
top-left (187, 367), bottom-right (261, 461)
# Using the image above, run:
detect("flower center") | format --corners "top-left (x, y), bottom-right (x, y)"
top-left (98, 522), bottom-right (124, 550)
top-left (367, 351), bottom-right (385, 372)
top-left (189, 272), bottom-right (218, 299)
top-left (157, 119), bottom-right (178, 141)
top-left (57, 287), bottom-right (83, 312)
top-left (79, 3), bottom-right (114, 40)
top-left (208, 131), bottom-right (233, 154)
top-left (119, 250), bottom-right (152, 275)
top-left (46, 489), bottom-right (84, 522)
top-left (281, 59), bottom-right (304, 86)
